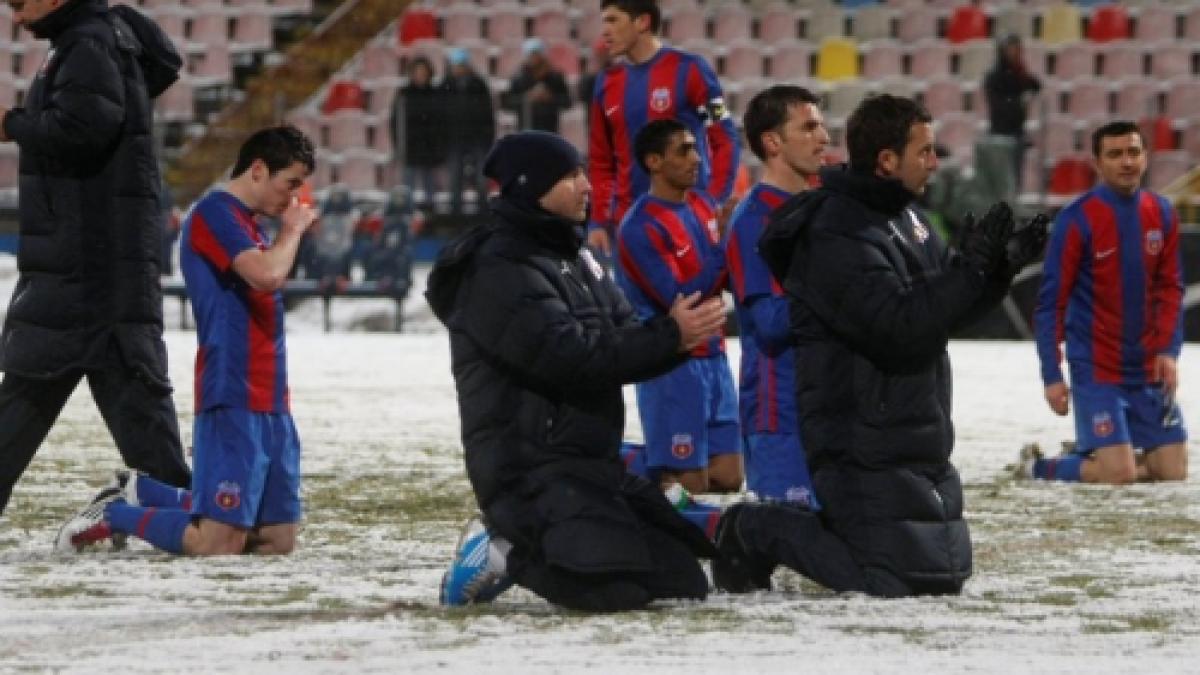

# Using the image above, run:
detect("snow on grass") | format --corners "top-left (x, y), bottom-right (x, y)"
top-left (0, 299), bottom-right (1198, 672)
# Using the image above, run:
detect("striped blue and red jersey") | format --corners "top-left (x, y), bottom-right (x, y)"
top-left (588, 46), bottom-right (739, 234)
top-left (1034, 184), bottom-right (1184, 387)
top-left (181, 191), bottom-right (290, 414)
top-left (726, 183), bottom-right (797, 434)
top-left (616, 190), bottom-right (727, 357)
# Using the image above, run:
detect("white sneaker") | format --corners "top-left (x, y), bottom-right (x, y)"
top-left (55, 490), bottom-right (122, 553)
top-left (1013, 443), bottom-right (1044, 480)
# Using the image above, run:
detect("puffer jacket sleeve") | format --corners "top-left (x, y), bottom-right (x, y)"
top-left (792, 227), bottom-right (987, 367)
top-left (4, 37), bottom-right (124, 160)
top-left (457, 256), bottom-right (684, 395)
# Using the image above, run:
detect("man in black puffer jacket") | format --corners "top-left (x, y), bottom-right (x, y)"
top-left (427, 131), bottom-right (724, 611)
top-left (0, 0), bottom-right (191, 516)
top-left (713, 95), bottom-right (1047, 597)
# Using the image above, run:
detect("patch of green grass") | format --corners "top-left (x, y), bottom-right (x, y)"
top-left (24, 582), bottom-right (113, 599)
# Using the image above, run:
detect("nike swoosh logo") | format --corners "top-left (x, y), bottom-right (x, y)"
top-left (605, 106), bottom-right (619, 116)
top-left (1095, 248), bottom-right (1116, 259)
top-left (675, 245), bottom-right (691, 258)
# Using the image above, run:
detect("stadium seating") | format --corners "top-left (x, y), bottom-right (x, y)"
top-left (909, 39), bottom-right (952, 79)
top-left (1051, 42), bottom-right (1096, 78)
top-left (712, 4), bottom-right (752, 43)
top-left (1113, 80), bottom-right (1161, 119)
top-left (1148, 151), bottom-right (1192, 190)
top-left (921, 78), bottom-right (965, 118)
top-left (1086, 4), bottom-right (1131, 42)
top-left (398, 9), bottom-right (438, 45)
top-left (531, 9), bottom-right (570, 42)
top-left (1133, 5), bottom-right (1178, 42)
top-left (1097, 43), bottom-right (1145, 79)
top-left (850, 5), bottom-right (893, 42)
top-left (1151, 44), bottom-right (1194, 79)
top-left (804, 6), bottom-right (846, 40)
top-left (1040, 3), bottom-right (1082, 45)
top-left (1047, 156), bottom-right (1095, 195)
top-left (946, 4), bottom-right (988, 44)
top-left (485, 4), bottom-right (526, 42)
top-left (862, 40), bottom-right (902, 80)
top-left (757, 3), bottom-right (799, 44)
top-left (769, 42), bottom-right (813, 79)
top-left (665, 7), bottom-right (707, 43)
top-left (815, 37), bottom-right (859, 82)
top-left (955, 41), bottom-right (995, 79)
top-left (323, 80), bottom-right (366, 114)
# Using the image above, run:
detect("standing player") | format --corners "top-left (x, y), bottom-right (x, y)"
top-left (617, 119), bottom-right (742, 495)
top-left (726, 85), bottom-right (829, 507)
top-left (56, 126), bottom-right (317, 555)
top-left (1026, 121), bottom-right (1187, 484)
top-left (587, 0), bottom-right (739, 258)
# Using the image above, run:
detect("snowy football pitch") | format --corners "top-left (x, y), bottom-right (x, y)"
top-left (1, 324), bottom-right (1198, 672)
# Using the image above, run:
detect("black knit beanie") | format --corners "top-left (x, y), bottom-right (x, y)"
top-left (483, 131), bottom-right (582, 209)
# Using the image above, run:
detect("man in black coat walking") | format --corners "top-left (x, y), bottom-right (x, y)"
top-left (0, 0), bottom-right (191, 516)
top-left (713, 95), bottom-right (1047, 597)
top-left (426, 131), bottom-right (725, 611)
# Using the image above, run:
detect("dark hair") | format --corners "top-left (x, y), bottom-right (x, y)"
top-left (1091, 120), bottom-right (1144, 157)
top-left (845, 94), bottom-right (932, 172)
top-left (743, 85), bottom-right (820, 161)
top-left (634, 118), bottom-right (687, 172)
top-left (231, 125), bottom-right (315, 179)
top-left (408, 55), bottom-right (434, 79)
top-left (600, 0), bottom-right (662, 34)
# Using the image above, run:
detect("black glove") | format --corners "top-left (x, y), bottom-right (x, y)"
top-left (956, 201), bottom-right (1015, 278)
top-left (1004, 212), bottom-right (1050, 277)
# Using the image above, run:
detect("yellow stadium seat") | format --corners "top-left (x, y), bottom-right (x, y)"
top-left (1040, 3), bottom-right (1082, 46)
top-left (815, 37), bottom-right (860, 82)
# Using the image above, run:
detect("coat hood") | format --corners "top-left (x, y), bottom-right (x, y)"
top-left (758, 165), bottom-right (916, 282)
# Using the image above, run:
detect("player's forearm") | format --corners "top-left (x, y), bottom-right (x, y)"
top-left (235, 229), bottom-right (304, 291)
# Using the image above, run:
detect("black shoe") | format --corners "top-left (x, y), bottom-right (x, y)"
top-left (712, 504), bottom-right (772, 593)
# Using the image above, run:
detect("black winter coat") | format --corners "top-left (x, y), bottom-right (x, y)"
top-left (389, 83), bottom-right (447, 168)
top-left (983, 49), bottom-right (1041, 137)
top-left (440, 70), bottom-right (495, 152)
top-left (1, 0), bottom-right (177, 387)
top-left (426, 198), bottom-right (713, 567)
top-left (759, 167), bottom-right (1007, 594)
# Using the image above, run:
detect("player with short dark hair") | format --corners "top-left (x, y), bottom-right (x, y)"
top-left (586, 0), bottom-right (739, 258)
top-left (616, 119), bottom-right (743, 495)
top-left (1025, 120), bottom-right (1187, 484)
top-left (725, 85), bottom-right (829, 506)
top-left (56, 126), bottom-right (318, 556)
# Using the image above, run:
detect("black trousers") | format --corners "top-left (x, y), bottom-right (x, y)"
top-left (0, 366), bottom-right (192, 516)
top-left (512, 519), bottom-right (709, 612)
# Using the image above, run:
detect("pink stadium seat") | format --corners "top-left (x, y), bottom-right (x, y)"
top-left (803, 6), bottom-right (846, 40)
top-left (1051, 42), bottom-right (1096, 79)
top-left (0, 145), bottom-right (17, 189)
top-left (17, 43), bottom-right (49, 80)
top-left (1113, 80), bottom-right (1161, 119)
top-left (896, 7), bottom-right (938, 42)
top-left (713, 5), bottom-right (752, 43)
top-left (560, 107), bottom-right (587, 153)
top-left (825, 80), bottom-right (869, 119)
top-left (1151, 44), bottom-right (1194, 79)
top-left (309, 149), bottom-right (335, 190)
top-left (1164, 79), bottom-right (1200, 119)
top-left (934, 113), bottom-right (978, 164)
top-left (908, 39), bottom-right (951, 79)
top-left (946, 4), bottom-right (988, 43)
top-left (955, 41), bottom-right (995, 79)
top-left (920, 78), bottom-right (964, 117)
top-left (769, 42), bottom-right (812, 79)
top-left (189, 9), bottom-right (229, 45)
top-left (155, 76), bottom-right (194, 121)
top-left (851, 5), bottom-right (893, 41)
top-left (441, 8), bottom-right (482, 42)
top-left (1036, 116), bottom-right (1079, 159)
top-left (531, 9), bottom-right (570, 42)
top-left (665, 7), bottom-right (707, 43)
top-left (1133, 6), bottom-right (1178, 41)
top-left (485, 4), bottom-right (526, 42)
top-left (0, 72), bottom-right (15, 109)
top-left (365, 80), bottom-right (398, 116)
top-left (1147, 151), bottom-right (1192, 190)
top-left (1064, 80), bottom-right (1111, 122)
top-left (1021, 42), bottom-right (1049, 79)
top-left (286, 110), bottom-right (323, 149)
top-left (1098, 43), bottom-right (1144, 79)
top-left (324, 110), bottom-right (370, 152)
top-left (721, 42), bottom-right (764, 80)
top-left (659, 0), bottom-right (699, 10)
top-left (1185, 6), bottom-right (1200, 41)
top-left (862, 40), bottom-right (903, 80)
top-left (231, 9), bottom-right (272, 50)
top-left (994, 6), bottom-right (1035, 41)
top-left (494, 40), bottom-right (526, 79)
top-left (333, 150), bottom-right (382, 191)
top-left (1180, 117), bottom-right (1200, 156)
top-left (758, 4), bottom-right (799, 44)
top-left (359, 43), bottom-right (401, 80)
top-left (1087, 4), bottom-right (1131, 42)
top-left (577, 7), bottom-right (603, 45)
top-left (149, 9), bottom-right (187, 45)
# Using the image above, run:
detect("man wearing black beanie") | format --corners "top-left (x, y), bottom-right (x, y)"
top-left (426, 131), bottom-right (727, 611)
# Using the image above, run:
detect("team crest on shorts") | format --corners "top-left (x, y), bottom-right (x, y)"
top-left (215, 481), bottom-right (242, 510)
top-left (1145, 229), bottom-right (1163, 255)
top-left (1093, 412), bottom-right (1114, 438)
top-left (650, 87), bottom-right (672, 113)
top-left (670, 433), bottom-right (694, 460)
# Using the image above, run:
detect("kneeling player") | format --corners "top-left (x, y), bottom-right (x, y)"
top-left (56, 127), bottom-right (317, 555)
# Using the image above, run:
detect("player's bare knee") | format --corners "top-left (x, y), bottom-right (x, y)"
top-left (706, 469), bottom-right (744, 493)
top-left (663, 470), bottom-right (708, 495)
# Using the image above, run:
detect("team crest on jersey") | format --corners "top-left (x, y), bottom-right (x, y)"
top-left (215, 481), bottom-right (242, 510)
top-left (1092, 412), bottom-right (1114, 438)
top-left (650, 87), bottom-right (672, 113)
top-left (670, 433), bottom-right (694, 459)
top-left (1145, 229), bottom-right (1163, 255)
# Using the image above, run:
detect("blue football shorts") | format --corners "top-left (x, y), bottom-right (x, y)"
top-left (636, 353), bottom-right (741, 472)
top-left (191, 408), bottom-right (303, 528)
top-left (1071, 382), bottom-right (1187, 453)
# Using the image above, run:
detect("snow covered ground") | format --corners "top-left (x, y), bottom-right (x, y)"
top-left (0, 257), bottom-right (1198, 673)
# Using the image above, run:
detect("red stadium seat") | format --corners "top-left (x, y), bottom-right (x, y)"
top-left (946, 4), bottom-right (988, 44)
top-left (322, 80), bottom-right (366, 115)
top-left (1141, 116), bottom-right (1176, 152)
top-left (398, 10), bottom-right (437, 46)
top-left (1048, 157), bottom-right (1095, 195)
top-left (1087, 4), bottom-right (1130, 43)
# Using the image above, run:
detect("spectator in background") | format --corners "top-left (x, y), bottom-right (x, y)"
top-left (502, 38), bottom-right (571, 133)
top-left (441, 47), bottom-right (495, 215)
top-left (390, 56), bottom-right (447, 209)
top-left (983, 34), bottom-right (1041, 192)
